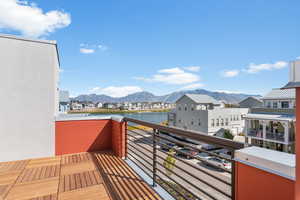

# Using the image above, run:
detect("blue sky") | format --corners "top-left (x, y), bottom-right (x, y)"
top-left (0, 0), bottom-right (300, 97)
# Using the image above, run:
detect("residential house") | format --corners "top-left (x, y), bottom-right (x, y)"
top-left (239, 96), bottom-right (263, 108)
top-left (244, 88), bottom-right (295, 153)
top-left (103, 103), bottom-right (117, 109)
top-left (168, 94), bottom-right (249, 136)
top-left (96, 102), bottom-right (103, 108)
top-left (71, 101), bottom-right (83, 110)
top-left (59, 90), bottom-right (70, 113)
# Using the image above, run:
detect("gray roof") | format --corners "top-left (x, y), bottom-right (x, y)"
top-left (262, 88), bottom-right (295, 100)
top-left (181, 94), bottom-right (220, 104)
top-left (239, 96), bottom-right (263, 104)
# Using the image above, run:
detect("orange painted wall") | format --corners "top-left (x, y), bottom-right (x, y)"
top-left (55, 119), bottom-right (112, 155)
top-left (296, 88), bottom-right (300, 200)
top-left (235, 162), bottom-right (295, 200)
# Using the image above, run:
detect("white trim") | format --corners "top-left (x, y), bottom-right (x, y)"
top-left (0, 33), bottom-right (56, 45)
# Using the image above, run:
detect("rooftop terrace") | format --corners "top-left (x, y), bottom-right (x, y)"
top-left (0, 151), bottom-right (160, 200)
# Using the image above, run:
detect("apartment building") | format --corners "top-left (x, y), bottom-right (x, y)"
top-left (244, 88), bottom-right (295, 153)
top-left (59, 90), bottom-right (70, 113)
top-left (168, 94), bottom-right (249, 136)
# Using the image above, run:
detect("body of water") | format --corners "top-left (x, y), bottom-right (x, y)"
top-left (92, 112), bottom-right (168, 124)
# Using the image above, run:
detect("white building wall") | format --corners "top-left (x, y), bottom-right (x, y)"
top-left (0, 35), bottom-right (59, 162)
top-left (207, 108), bottom-right (249, 135)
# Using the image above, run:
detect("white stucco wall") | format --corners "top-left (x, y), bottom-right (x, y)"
top-left (0, 35), bottom-right (59, 162)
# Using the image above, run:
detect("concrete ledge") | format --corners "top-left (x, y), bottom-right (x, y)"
top-left (235, 146), bottom-right (295, 180)
top-left (56, 114), bottom-right (124, 122)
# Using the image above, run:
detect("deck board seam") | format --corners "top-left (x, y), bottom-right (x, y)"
top-left (2, 159), bottom-right (30, 200)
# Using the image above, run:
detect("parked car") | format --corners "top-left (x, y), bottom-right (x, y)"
top-left (176, 147), bottom-right (198, 159)
top-left (195, 152), bottom-right (210, 161)
top-left (213, 149), bottom-right (232, 159)
top-left (203, 157), bottom-right (232, 170)
top-left (201, 144), bottom-right (222, 151)
top-left (161, 142), bottom-right (177, 151)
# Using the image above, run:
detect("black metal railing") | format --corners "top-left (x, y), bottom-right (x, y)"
top-left (124, 117), bottom-right (244, 200)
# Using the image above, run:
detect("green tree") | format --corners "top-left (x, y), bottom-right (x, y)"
top-left (163, 149), bottom-right (176, 176)
top-left (224, 129), bottom-right (234, 140)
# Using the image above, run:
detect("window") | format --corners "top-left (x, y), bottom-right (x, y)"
top-left (281, 101), bottom-right (289, 108)
top-left (216, 119), bottom-right (219, 126)
top-left (178, 119), bottom-right (181, 123)
top-left (191, 121), bottom-right (194, 125)
top-left (221, 119), bottom-right (224, 126)
top-left (178, 106), bottom-right (181, 111)
top-left (191, 104), bottom-right (194, 111)
top-left (211, 119), bottom-right (214, 127)
top-left (267, 102), bottom-right (271, 108)
top-left (184, 106), bottom-right (187, 111)
top-left (225, 118), bottom-right (229, 126)
top-left (273, 102), bottom-right (278, 108)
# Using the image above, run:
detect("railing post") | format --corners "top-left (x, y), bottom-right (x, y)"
top-left (124, 120), bottom-right (128, 160)
top-left (153, 128), bottom-right (157, 187)
top-left (231, 149), bottom-right (236, 200)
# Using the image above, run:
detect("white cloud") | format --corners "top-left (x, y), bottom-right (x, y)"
top-left (98, 45), bottom-right (108, 51)
top-left (135, 67), bottom-right (200, 85)
top-left (79, 43), bottom-right (107, 54)
top-left (244, 61), bottom-right (288, 74)
top-left (184, 66), bottom-right (201, 72)
top-left (80, 48), bottom-right (95, 54)
top-left (0, 0), bottom-right (71, 38)
top-left (214, 90), bottom-right (243, 94)
top-left (89, 86), bottom-right (143, 98)
top-left (222, 70), bottom-right (240, 78)
top-left (180, 83), bottom-right (204, 90)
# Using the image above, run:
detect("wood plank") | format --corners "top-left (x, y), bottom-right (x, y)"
top-left (27, 157), bottom-right (61, 169)
top-left (60, 161), bottom-right (95, 176)
top-left (6, 177), bottom-right (59, 200)
top-left (0, 151), bottom-right (161, 200)
top-left (58, 185), bottom-right (110, 200)
top-left (16, 165), bottom-right (60, 184)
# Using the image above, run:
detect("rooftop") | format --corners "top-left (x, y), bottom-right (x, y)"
top-left (179, 94), bottom-right (220, 104)
top-left (0, 151), bottom-right (160, 200)
top-left (262, 88), bottom-right (295, 100)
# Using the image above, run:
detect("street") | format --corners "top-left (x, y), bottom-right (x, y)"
top-left (127, 129), bottom-right (232, 200)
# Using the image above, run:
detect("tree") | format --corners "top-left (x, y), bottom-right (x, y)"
top-left (163, 149), bottom-right (176, 176)
top-left (224, 129), bottom-right (234, 140)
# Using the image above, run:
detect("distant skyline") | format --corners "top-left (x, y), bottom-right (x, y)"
top-left (0, 0), bottom-right (299, 97)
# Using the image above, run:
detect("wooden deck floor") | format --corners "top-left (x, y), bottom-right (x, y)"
top-left (0, 151), bottom-right (161, 200)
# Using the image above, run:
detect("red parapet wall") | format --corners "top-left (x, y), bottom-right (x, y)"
top-left (235, 162), bottom-right (295, 200)
top-left (112, 120), bottom-right (126, 158)
top-left (55, 119), bottom-right (126, 156)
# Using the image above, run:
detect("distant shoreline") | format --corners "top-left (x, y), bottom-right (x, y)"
top-left (68, 108), bottom-right (171, 114)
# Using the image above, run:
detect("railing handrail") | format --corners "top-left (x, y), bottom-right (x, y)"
top-left (124, 117), bottom-right (244, 150)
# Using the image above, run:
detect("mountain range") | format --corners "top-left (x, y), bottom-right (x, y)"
top-left (72, 89), bottom-right (261, 104)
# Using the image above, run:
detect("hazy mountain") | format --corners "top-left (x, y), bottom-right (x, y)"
top-left (72, 89), bottom-right (261, 104)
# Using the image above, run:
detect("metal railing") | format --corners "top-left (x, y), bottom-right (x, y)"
top-left (124, 117), bottom-right (244, 200)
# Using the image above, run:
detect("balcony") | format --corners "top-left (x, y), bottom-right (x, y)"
top-left (247, 129), bottom-right (263, 138)
top-left (0, 115), bottom-right (296, 200)
top-left (250, 107), bottom-right (295, 115)
top-left (266, 131), bottom-right (285, 142)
